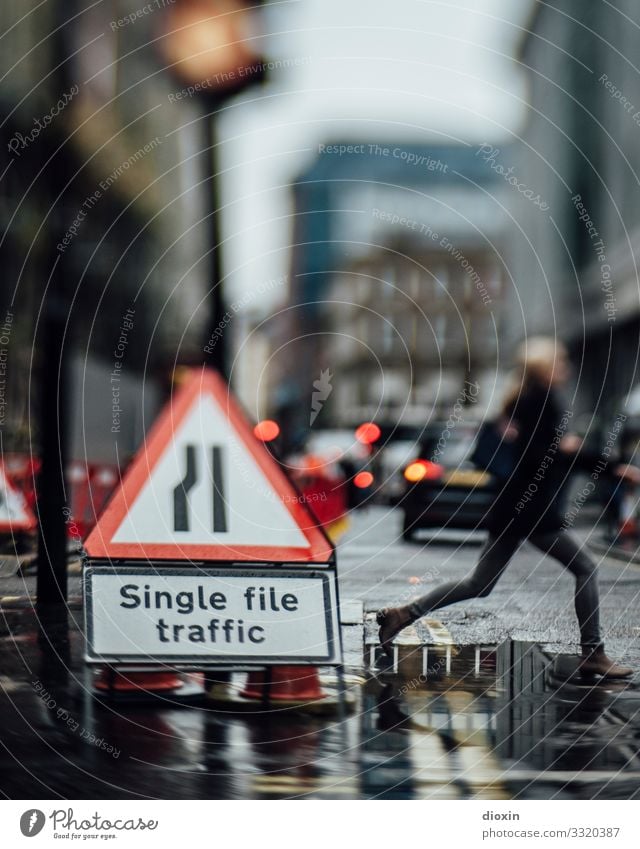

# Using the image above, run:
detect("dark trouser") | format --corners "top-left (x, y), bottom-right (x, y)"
top-left (407, 531), bottom-right (602, 647)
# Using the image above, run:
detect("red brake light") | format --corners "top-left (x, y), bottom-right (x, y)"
top-left (253, 419), bottom-right (280, 442)
top-left (354, 471), bottom-right (374, 489)
top-left (355, 422), bottom-right (381, 445)
top-left (404, 460), bottom-right (444, 482)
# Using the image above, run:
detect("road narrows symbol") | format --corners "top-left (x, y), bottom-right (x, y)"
top-left (212, 445), bottom-right (227, 533)
top-left (172, 444), bottom-right (228, 533)
top-left (173, 444), bottom-right (197, 532)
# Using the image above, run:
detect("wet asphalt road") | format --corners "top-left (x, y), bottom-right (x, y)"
top-left (1, 506), bottom-right (640, 800)
top-left (340, 506), bottom-right (640, 667)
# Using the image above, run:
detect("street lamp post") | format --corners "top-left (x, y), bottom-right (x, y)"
top-left (158, 0), bottom-right (266, 696)
top-left (202, 114), bottom-right (227, 377)
top-left (159, 0), bottom-right (266, 379)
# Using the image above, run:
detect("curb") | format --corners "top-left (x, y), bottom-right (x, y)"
top-left (0, 596), bottom-right (83, 610)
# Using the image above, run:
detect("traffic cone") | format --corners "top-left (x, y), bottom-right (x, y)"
top-left (241, 665), bottom-right (326, 702)
top-left (94, 668), bottom-right (184, 694)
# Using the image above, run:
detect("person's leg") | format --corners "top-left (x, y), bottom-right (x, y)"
top-left (408, 533), bottom-right (521, 616)
top-left (377, 533), bottom-right (521, 655)
top-left (527, 530), bottom-right (632, 678)
top-left (528, 530), bottom-right (601, 646)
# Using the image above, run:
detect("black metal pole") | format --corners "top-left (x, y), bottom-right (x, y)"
top-left (36, 1), bottom-right (72, 610)
top-left (202, 111), bottom-right (227, 699)
top-left (36, 252), bottom-right (70, 610)
top-left (202, 111), bottom-right (227, 379)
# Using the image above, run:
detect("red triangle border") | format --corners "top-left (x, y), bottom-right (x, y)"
top-left (84, 368), bottom-right (335, 564)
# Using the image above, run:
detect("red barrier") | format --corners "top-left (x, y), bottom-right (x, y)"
top-left (69, 464), bottom-right (120, 539)
top-left (289, 454), bottom-right (347, 528)
top-left (2, 451), bottom-right (345, 539)
top-left (2, 455), bottom-right (121, 541)
top-left (2, 454), bottom-right (40, 514)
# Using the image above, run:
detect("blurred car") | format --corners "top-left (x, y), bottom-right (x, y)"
top-left (305, 429), bottom-right (370, 463)
top-left (304, 429), bottom-right (373, 508)
top-left (401, 423), bottom-right (495, 540)
top-left (377, 439), bottom-right (422, 504)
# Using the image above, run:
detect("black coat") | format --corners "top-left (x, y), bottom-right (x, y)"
top-left (485, 383), bottom-right (607, 536)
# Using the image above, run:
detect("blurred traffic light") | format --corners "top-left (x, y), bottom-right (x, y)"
top-left (355, 422), bottom-right (381, 446)
top-left (404, 460), bottom-right (444, 483)
top-left (253, 419), bottom-right (280, 442)
top-left (353, 470), bottom-right (374, 489)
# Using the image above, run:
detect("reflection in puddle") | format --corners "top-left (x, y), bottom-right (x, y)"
top-left (360, 642), bottom-right (640, 800)
top-left (2, 624), bottom-right (640, 799)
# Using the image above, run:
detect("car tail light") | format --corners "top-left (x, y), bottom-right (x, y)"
top-left (355, 422), bottom-right (381, 445)
top-left (253, 419), bottom-right (280, 441)
top-left (404, 460), bottom-right (444, 483)
top-left (354, 471), bottom-right (374, 489)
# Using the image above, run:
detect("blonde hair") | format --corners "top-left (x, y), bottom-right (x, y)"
top-left (502, 336), bottom-right (566, 414)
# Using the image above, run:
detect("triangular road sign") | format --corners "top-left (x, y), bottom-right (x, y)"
top-left (0, 466), bottom-right (36, 533)
top-left (84, 369), bottom-right (334, 563)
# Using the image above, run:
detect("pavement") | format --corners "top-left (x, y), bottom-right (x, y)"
top-left (1, 506), bottom-right (640, 800)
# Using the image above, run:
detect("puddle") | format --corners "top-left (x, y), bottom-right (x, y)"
top-left (369, 641), bottom-right (640, 799)
top-left (1, 613), bottom-right (640, 799)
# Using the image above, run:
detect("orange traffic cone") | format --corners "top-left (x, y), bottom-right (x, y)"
top-left (95, 668), bottom-right (184, 693)
top-left (241, 666), bottom-right (326, 702)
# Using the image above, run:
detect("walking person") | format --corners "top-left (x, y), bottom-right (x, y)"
top-left (378, 337), bottom-right (639, 678)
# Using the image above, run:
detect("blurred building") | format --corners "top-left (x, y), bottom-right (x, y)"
top-left (508, 0), bottom-right (640, 423)
top-left (270, 143), bottom-right (512, 446)
top-left (325, 241), bottom-right (503, 428)
top-left (0, 0), bottom-right (210, 462)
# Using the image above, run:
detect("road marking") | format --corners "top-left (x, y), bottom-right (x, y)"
top-left (364, 612), bottom-right (460, 669)
top-left (422, 618), bottom-right (455, 645)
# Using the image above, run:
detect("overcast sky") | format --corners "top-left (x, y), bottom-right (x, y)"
top-left (218, 0), bottom-right (535, 310)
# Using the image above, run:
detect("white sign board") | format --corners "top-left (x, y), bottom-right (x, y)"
top-left (84, 565), bottom-right (341, 666)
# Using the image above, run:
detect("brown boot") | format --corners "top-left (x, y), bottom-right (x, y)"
top-left (579, 644), bottom-right (633, 679)
top-left (376, 605), bottom-right (415, 657)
